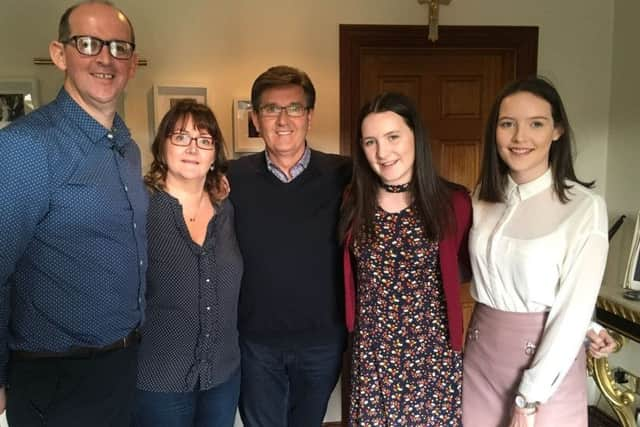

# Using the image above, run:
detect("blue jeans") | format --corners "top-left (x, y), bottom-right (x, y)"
top-left (133, 368), bottom-right (240, 427)
top-left (239, 336), bottom-right (345, 427)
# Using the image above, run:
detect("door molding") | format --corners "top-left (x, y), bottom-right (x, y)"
top-left (339, 24), bottom-right (538, 155)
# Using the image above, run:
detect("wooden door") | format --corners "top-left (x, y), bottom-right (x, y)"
top-left (339, 24), bottom-right (538, 424)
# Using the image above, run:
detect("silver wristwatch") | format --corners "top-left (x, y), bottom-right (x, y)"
top-left (514, 394), bottom-right (537, 410)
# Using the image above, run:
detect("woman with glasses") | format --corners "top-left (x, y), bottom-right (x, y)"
top-left (134, 100), bottom-right (242, 427)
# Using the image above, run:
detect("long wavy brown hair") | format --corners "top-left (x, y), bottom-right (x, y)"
top-left (144, 100), bottom-right (229, 203)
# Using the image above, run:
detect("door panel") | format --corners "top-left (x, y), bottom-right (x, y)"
top-left (439, 139), bottom-right (481, 190)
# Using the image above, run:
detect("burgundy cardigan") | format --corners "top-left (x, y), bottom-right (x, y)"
top-left (343, 189), bottom-right (472, 352)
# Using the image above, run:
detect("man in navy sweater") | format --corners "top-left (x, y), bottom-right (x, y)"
top-left (228, 65), bottom-right (350, 426)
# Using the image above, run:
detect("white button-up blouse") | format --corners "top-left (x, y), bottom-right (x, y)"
top-left (469, 169), bottom-right (609, 403)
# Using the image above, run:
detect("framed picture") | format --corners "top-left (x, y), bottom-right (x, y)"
top-left (152, 85), bottom-right (207, 131)
top-left (233, 99), bottom-right (263, 153)
top-left (0, 79), bottom-right (39, 129)
top-left (623, 210), bottom-right (640, 290)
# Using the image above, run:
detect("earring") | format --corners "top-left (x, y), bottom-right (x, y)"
top-left (210, 164), bottom-right (215, 171)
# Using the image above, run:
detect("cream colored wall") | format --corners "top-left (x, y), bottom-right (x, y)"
top-left (0, 0), bottom-right (613, 185)
top-left (602, 0), bottom-right (640, 289)
top-left (0, 1), bottom-right (619, 425)
top-left (597, 0), bottom-right (640, 420)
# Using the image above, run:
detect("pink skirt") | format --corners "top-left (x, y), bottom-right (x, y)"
top-left (462, 304), bottom-right (587, 427)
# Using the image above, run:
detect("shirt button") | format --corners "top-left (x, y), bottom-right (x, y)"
top-left (139, 260), bottom-right (143, 266)
top-left (206, 306), bottom-right (211, 311)
top-left (205, 333), bottom-right (210, 338)
top-left (107, 133), bottom-right (114, 139)
top-left (124, 185), bottom-right (128, 192)
top-left (205, 278), bottom-right (210, 283)
top-left (133, 222), bottom-right (137, 229)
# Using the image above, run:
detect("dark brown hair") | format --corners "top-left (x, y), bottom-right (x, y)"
top-left (339, 92), bottom-right (459, 243)
top-left (145, 100), bottom-right (229, 203)
top-left (251, 65), bottom-right (316, 111)
top-left (478, 75), bottom-right (594, 203)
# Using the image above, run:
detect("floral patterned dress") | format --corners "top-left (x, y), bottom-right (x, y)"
top-left (349, 206), bottom-right (462, 426)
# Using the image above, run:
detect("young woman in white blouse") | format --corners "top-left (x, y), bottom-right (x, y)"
top-left (462, 76), bottom-right (609, 427)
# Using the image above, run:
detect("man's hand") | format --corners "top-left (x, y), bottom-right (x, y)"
top-left (0, 386), bottom-right (5, 414)
top-left (587, 329), bottom-right (617, 358)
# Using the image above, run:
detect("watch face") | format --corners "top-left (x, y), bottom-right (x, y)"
top-left (515, 395), bottom-right (536, 409)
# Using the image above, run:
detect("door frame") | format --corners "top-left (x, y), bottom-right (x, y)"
top-left (338, 24), bottom-right (538, 423)
top-left (339, 24), bottom-right (539, 156)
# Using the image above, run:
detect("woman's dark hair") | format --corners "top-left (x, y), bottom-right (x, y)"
top-left (478, 75), bottom-right (593, 203)
top-left (145, 100), bottom-right (229, 203)
top-left (339, 92), bottom-right (458, 243)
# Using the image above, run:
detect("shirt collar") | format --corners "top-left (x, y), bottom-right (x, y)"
top-left (264, 144), bottom-right (311, 183)
top-left (55, 88), bottom-right (131, 146)
top-left (506, 168), bottom-right (553, 202)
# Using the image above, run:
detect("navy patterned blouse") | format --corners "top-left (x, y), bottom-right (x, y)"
top-left (136, 191), bottom-right (243, 392)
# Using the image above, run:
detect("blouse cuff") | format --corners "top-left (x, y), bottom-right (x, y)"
top-left (517, 371), bottom-right (553, 404)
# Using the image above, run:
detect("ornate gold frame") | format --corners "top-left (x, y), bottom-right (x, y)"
top-left (588, 327), bottom-right (637, 426)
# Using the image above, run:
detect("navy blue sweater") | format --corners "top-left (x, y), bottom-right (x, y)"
top-left (228, 150), bottom-right (351, 345)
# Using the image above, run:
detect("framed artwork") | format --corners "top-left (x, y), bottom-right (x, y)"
top-left (624, 210), bottom-right (640, 290)
top-left (0, 79), bottom-right (39, 129)
top-left (233, 99), bottom-right (263, 153)
top-left (152, 85), bottom-right (207, 131)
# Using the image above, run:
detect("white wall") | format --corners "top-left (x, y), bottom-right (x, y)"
top-left (602, 0), bottom-right (640, 288)
top-left (0, 0), bottom-right (613, 184)
top-left (598, 0), bottom-right (640, 419)
top-left (0, 0), bottom-right (620, 425)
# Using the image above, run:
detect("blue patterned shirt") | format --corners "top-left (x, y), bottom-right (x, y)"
top-left (264, 144), bottom-right (311, 182)
top-left (0, 89), bottom-right (148, 385)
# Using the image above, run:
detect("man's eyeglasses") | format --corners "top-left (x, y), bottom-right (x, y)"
top-left (61, 35), bottom-right (136, 60)
top-left (169, 133), bottom-right (215, 150)
top-left (258, 103), bottom-right (308, 117)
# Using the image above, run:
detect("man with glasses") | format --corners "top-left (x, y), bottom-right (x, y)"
top-left (0, 1), bottom-right (146, 425)
top-left (227, 65), bottom-right (351, 426)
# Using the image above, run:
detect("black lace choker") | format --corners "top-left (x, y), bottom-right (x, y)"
top-left (381, 182), bottom-right (410, 193)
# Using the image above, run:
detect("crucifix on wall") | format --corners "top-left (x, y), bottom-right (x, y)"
top-left (417, 0), bottom-right (452, 42)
